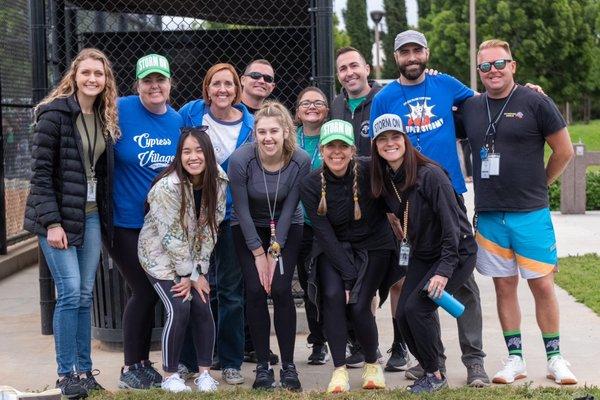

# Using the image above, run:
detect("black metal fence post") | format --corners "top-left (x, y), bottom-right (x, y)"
top-left (314, 0), bottom-right (335, 101)
top-left (31, 0), bottom-right (55, 335)
top-left (0, 77), bottom-right (7, 255)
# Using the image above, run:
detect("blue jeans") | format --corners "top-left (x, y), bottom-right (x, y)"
top-left (39, 212), bottom-right (101, 376)
top-left (212, 221), bottom-right (244, 369)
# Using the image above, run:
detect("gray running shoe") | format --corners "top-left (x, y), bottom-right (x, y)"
top-left (118, 363), bottom-right (152, 390)
top-left (222, 368), bottom-right (245, 385)
top-left (467, 363), bottom-right (491, 387)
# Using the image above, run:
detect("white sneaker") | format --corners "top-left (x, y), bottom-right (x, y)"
top-left (492, 355), bottom-right (527, 384)
top-left (161, 373), bottom-right (192, 393)
top-left (195, 371), bottom-right (219, 392)
top-left (547, 355), bottom-right (577, 385)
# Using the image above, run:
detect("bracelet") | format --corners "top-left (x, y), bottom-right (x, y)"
top-left (254, 251), bottom-right (265, 258)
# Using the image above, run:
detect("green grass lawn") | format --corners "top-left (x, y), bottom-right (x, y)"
top-left (545, 119), bottom-right (600, 163)
top-left (555, 254), bottom-right (600, 315)
top-left (88, 386), bottom-right (600, 400)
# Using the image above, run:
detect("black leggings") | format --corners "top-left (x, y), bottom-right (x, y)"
top-left (149, 277), bottom-right (215, 372)
top-left (296, 225), bottom-right (326, 345)
top-left (107, 227), bottom-right (159, 366)
top-left (318, 250), bottom-right (392, 368)
top-left (396, 252), bottom-right (476, 373)
top-left (232, 224), bottom-right (302, 365)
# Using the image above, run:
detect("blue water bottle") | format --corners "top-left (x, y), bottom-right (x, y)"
top-left (421, 281), bottom-right (465, 318)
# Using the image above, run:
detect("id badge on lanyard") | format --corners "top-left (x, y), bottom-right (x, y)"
top-left (87, 178), bottom-right (97, 202)
top-left (399, 240), bottom-right (411, 266)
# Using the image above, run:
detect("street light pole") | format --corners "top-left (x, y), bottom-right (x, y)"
top-left (370, 10), bottom-right (385, 80)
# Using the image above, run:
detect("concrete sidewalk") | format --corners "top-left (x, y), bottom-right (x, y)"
top-left (1, 186), bottom-right (599, 392)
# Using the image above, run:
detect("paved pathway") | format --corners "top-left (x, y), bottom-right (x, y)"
top-left (1, 185), bottom-right (599, 392)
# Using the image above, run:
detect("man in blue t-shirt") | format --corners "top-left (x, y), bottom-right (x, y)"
top-left (369, 29), bottom-right (490, 389)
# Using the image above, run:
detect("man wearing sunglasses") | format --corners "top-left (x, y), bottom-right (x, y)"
top-left (460, 39), bottom-right (576, 386)
top-left (369, 29), bottom-right (491, 390)
top-left (240, 59), bottom-right (276, 114)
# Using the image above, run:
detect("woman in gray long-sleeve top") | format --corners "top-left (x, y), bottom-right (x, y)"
top-left (228, 101), bottom-right (310, 391)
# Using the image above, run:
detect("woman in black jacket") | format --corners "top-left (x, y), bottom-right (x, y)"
top-left (300, 119), bottom-right (398, 393)
top-left (370, 113), bottom-right (477, 394)
top-left (24, 48), bottom-right (119, 399)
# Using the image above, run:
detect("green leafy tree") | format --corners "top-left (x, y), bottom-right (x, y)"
top-left (382, 0), bottom-right (409, 78)
top-left (334, 14), bottom-right (351, 54)
top-left (417, 0), bottom-right (432, 19)
top-left (343, 0), bottom-right (371, 66)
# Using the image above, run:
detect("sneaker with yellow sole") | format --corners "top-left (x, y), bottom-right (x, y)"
top-left (326, 367), bottom-right (350, 393)
top-left (362, 363), bottom-right (385, 389)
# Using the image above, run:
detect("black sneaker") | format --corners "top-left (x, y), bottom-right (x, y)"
top-left (141, 360), bottom-right (163, 387)
top-left (252, 363), bottom-right (276, 390)
top-left (407, 372), bottom-right (448, 394)
top-left (466, 363), bottom-right (491, 387)
top-left (80, 370), bottom-right (104, 392)
top-left (280, 363), bottom-right (302, 392)
top-left (56, 372), bottom-right (87, 399)
top-left (244, 349), bottom-right (280, 365)
top-left (385, 342), bottom-right (410, 372)
top-left (345, 343), bottom-right (365, 368)
top-left (405, 362), bottom-right (446, 380)
top-left (118, 363), bottom-right (152, 389)
top-left (307, 343), bottom-right (330, 365)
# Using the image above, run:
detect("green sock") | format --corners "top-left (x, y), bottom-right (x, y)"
top-left (503, 330), bottom-right (523, 358)
top-left (542, 332), bottom-right (560, 360)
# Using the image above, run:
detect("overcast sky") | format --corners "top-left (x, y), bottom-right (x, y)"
top-left (334, 0), bottom-right (418, 31)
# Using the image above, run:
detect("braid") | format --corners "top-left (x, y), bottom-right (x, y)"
top-left (317, 168), bottom-right (327, 216)
top-left (352, 160), bottom-right (362, 220)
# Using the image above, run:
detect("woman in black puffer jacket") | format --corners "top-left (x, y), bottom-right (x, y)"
top-left (24, 48), bottom-right (119, 399)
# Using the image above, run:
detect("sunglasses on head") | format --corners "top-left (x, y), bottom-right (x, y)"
top-left (181, 125), bottom-right (209, 135)
top-left (477, 59), bottom-right (513, 73)
top-left (245, 71), bottom-right (274, 83)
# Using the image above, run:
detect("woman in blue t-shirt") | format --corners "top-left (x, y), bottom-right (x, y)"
top-left (293, 87), bottom-right (330, 365)
top-left (108, 54), bottom-right (183, 389)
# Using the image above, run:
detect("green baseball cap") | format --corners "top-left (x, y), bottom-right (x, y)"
top-left (136, 54), bottom-right (171, 79)
top-left (319, 119), bottom-right (355, 146)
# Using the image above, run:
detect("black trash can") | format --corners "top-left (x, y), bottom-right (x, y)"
top-left (91, 246), bottom-right (164, 346)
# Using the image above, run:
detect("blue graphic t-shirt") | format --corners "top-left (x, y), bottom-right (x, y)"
top-left (369, 74), bottom-right (474, 194)
top-left (114, 95), bottom-right (183, 228)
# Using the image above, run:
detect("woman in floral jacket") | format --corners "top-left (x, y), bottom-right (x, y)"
top-left (138, 127), bottom-right (227, 393)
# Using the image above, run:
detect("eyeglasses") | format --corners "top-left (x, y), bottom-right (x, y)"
top-left (244, 72), bottom-right (275, 83)
top-left (298, 100), bottom-right (327, 109)
top-left (477, 59), bottom-right (513, 73)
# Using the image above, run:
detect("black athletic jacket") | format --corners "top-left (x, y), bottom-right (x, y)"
top-left (383, 163), bottom-right (477, 278)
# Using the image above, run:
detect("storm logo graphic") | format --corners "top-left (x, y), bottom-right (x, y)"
top-left (406, 100), bottom-right (435, 126)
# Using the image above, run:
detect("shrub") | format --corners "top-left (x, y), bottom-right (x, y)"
top-left (550, 171), bottom-right (600, 210)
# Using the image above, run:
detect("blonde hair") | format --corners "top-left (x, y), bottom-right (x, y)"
top-left (254, 101), bottom-right (297, 163)
top-left (478, 39), bottom-right (513, 59)
top-left (317, 156), bottom-right (361, 220)
top-left (35, 48), bottom-right (120, 141)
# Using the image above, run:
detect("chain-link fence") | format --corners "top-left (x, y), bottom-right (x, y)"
top-left (1, 0), bottom-right (34, 252)
top-left (46, 0), bottom-right (318, 110)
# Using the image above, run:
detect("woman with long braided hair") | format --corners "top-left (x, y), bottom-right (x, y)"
top-left (299, 119), bottom-right (399, 393)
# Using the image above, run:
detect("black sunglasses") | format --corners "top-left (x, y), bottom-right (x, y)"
top-left (181, 125), bottom-right (209, 135)
top-left (477, 59), bottom-right (513, 73)
top-left (245, 71), bottom-right (275, 83)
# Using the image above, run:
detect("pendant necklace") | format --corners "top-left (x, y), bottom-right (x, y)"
top-left (261, 153), bottom-right (285, 275)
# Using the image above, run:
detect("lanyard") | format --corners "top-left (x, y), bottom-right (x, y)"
top-left (76, 95), bottom-right (99, 177)
top-left (398, 77), bottom-right (428, 152)
top-left (483, 84), bottom-right (517, 152)
top-left (299, 127), bottom-right (320, 166)
top-left (389, 177), bottom-right (409, 244)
